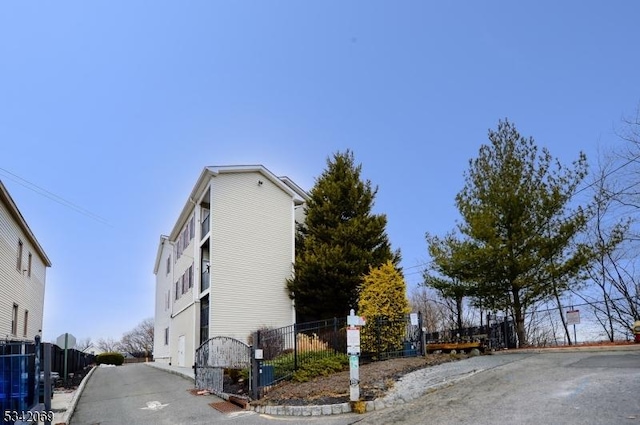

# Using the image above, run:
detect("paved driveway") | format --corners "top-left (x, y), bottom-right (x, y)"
top-left (70, 363), bottom-right (230, 425)
top-left (356, 349), bottom-right (640, 425)
top-left (71, 350), bottom-right (640, 425)
top-left (70, 363), bottom-right (358, 425)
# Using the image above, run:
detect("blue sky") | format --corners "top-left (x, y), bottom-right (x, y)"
top-left (1, 1), bottom-right (639, 343)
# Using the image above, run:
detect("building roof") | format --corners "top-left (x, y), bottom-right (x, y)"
top-left (0, 180), bottom-right (52, 267)
top-left (168, 165), bottom-right (309, 242)
top-left (152, 235), bottom-right (170, 275)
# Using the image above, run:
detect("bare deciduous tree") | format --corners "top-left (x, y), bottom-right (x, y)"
top-left (119, 318), bottom-right (154, 358)
top-left (96, 337), bottom-right (121, 353)
top-left (75, 337), bottom-right (93, 352)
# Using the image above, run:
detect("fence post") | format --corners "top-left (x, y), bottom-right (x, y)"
top-left (376, 317), bottom-right (382, 360)
top-left (293, 323), bottom-right (298, 371)
top-left (193, 345), bottom-right (198, 386)
top-left (333, 317), bottom-right (338, 354)
top-left (251, 331), bottom-right (260, 400)
top-left (34, 335), bottom-right (41, 409)
top-left (43, 343), bottom-right (52, 425)
top-left (418, 311), bottom-right (426, 356)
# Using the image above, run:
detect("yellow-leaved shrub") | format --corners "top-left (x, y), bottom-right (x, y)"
top-left (358, 260), bottom-right (410, 355)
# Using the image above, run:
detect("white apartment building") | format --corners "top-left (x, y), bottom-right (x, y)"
top-left (153, 165), bottom-right (307, 366)
top-left (0, 181), bottom-right (51, 341)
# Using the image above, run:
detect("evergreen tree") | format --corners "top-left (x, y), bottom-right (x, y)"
top-left (452, 120), bottom-right (590, 347)
top-left (425, 232), bottom-right (477, 332)
top-left (287, 150), bottom-right (398, 322)
top-left (358, 260), bottom-right (410, 355)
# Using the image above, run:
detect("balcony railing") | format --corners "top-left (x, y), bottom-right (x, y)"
top-left (201, 214), bottom-right (210, 238)
top-left (201, 272), bottom-right (210, 292)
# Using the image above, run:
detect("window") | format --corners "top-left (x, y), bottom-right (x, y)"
top-left (23, 310), bottom-right (28, 337)
top-left (175, 281), bottom-right (179, 301)
top-left (11, 304), bottom-right (18, 336)
top-left (164, 327), bottom-right (169, 345)
top-left (28, 253), bottom-right (32, 278)
top-left (166, 255), bottom-right (171, 275)
top-left (188, 265), bottom-right (193, 289)
top-left (17, 240), bottom-right (23, 271)
top-left (176, 214), bottom-right (195, 261)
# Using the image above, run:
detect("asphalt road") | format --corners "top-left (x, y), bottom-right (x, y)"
top-left (69, 363), bottom-right (359, 425)
top-left (70, 350), bottom-right (640, 425)
top-left (355, 350), bottom-right (640, 425)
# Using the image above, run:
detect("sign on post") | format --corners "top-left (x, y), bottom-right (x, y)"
top-left (56, 333), bottom-right (76, 385)
top-left (566, 310), bottom-right (580, 345)
top-left (347, 309), bottom-right (365, 402)
top-left (566, 310), bottom-right (580, 326)
top-left (347, 329), bottom-right (360, 355)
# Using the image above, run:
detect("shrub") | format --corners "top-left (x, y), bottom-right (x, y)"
top-left (292, 354), bottom-right (349, 382)
top-left (358, 261), bottom-right (410, 355)
top-left (96, 352), bottom-right (124, 366)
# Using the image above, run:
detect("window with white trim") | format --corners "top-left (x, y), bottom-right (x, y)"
top-left (17, 240), bottom-right (23, 271)
top-left (23, 310), bottom-right (28, 337)
top-left (11, 304), bottom-right (18, 336)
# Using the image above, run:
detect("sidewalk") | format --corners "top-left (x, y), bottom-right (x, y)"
top-left (144, 361), bottom-right (195, 381)
top-left (17, 365), bottom-right (98, 425)
top-left (26, 362), bottom-right (194, 425)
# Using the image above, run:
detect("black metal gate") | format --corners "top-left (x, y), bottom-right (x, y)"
top-left (487, 314), bottom-right (517, 349)
top-left (194, 336), bottom-right (251, 395)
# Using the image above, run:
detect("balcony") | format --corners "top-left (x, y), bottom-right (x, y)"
top-left (201, 271), bottom-right (210, 292)
top-left (201, 213), bottom-right (210, 239)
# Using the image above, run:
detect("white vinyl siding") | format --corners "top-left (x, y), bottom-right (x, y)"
top-left (153, 238), bottom-right (174, 363)
top-left (154, 166), bottom-right (304, 363)
top-left (0, 199), bottom-right (47, 340)
top-left (209, 172), bottom-right (295, 342)
top-left (170, 306), bottom-right (195, 366)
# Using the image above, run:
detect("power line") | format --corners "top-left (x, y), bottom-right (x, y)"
top-left (0, 167), bottom-right (111, 226)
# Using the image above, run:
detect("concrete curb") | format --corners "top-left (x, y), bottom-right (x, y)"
top-left (144, 362), bottom-right (195, 382)
top-left (60, 365), bottom-right (97, 425)
top-left (252, 368), bottom-right (481, 417)
top-left (491, 343), bottom-right (640, 355)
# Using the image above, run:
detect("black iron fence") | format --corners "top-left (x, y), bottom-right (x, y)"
top-left (194, 313), bottom-right (521, 400)
top-left (253, 313), bottom-right (425, 397)
top-left (254, 317), bottom-right (347, 389)
top-left (424, 314), bottom-right (517, 350)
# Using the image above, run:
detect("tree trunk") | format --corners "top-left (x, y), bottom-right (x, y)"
top-left (512, 288), bottom-right (526, 348)
top-left (553, 284), bottom-right (572, 345)
top-left (456, 296), bottom-right (464, 334)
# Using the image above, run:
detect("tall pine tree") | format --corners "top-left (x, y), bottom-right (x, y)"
top-left (453, 120), bottom-right (590, 347)
top-left (287, 150), bottom-right (398, 322)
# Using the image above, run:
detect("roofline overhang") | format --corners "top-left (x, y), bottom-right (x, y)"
top-left (167, 165), bottom-right (308, 241)
top-left (152, 234), bottom-right (170, 275)
top-left (0, 180), bottom-right (52, 267)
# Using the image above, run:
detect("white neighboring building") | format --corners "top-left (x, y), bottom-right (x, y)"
top-left (82, 343), bottom-right (106, 356)
top-left (0, 180), bottom-right (51, 341)
top-left (153, 165), bottom-right (307, 366)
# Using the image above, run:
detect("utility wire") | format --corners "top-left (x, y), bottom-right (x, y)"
top-left (0, 167), bottom-right (111, 226)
